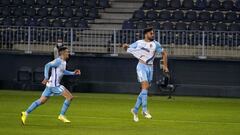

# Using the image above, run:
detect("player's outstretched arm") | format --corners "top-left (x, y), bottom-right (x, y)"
top-left (122, 42), bottom-right (138, 52)
top-left (63, 69), bottom-right (81, 75)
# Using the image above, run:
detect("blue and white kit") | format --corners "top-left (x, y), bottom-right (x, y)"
top-left (42, 58), bottom-right (75, 97)
top-left (127, 40), bottom-right (164, 83)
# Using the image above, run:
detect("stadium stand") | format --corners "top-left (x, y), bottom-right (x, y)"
top-left (115, 0), bottom-right (240, 58)
top-left (124, 0), bottom-right (240, 31)
top-left (0, 0), bottom-right (111, 28)
top-left (0, 0), bottom-right (239, 58)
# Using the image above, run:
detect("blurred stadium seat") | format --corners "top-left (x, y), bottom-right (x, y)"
top-left (149, 21), bottom-right (161, 29)
top-left (142, 0), bottom-right (155, 9)
top-left (222, 0), bottom-right (234, 11)
top-left (228, 23), bottom-right (240, 31)
top-left (24, 0), bottom-right (35, 6)
top-left (98, 0), bottom-right (110, 8)
top-left (211, 12), bottom-right (224, 22)
top-left (146, 10), bottom-right (158, 21)
top-left (38, 8), bottom-right (48, 18)
top-left (175, 22), bottom-right (187, 30)
top-left (155, 0), bottom-right (168, 9)
top-left (208, 0), bottom-right (221, 10)
top-left (169, 0), bottom-right (181, 9)
top-left (195, 0), bottom-right (207, 10)
top-left (36, 0), bottom-right (47, 7)
top-left (198, 11), bottom-right (211, 22)
top-left (158, 10), bottom-right (171, 21)
top-left (132, 10), bottom-right (145, 21)
top-left (182, 0), bottom-right (194, 9)
top-left (202, 22), bottom-right (214, 31)
top-left (162, 21), bottom-right (174, 30)
top-left (189, 22), bottom-right (201, 30)
top-left (171, 10), bottom-right (184, 21)
top-left (185, 11), bottom-right (197, 22)
top-left (0, 0), bottom-right (109, 27)
top-left (63, 7), bottom-right (74, 18)
top-left (25, 7), bottom-right (37, 17)
top-left (75, 8), bottom-right (86, 19)
top-left (122, 20), bottom-right (135, 29)
top-left (136, 21), bottom-right (147, 29)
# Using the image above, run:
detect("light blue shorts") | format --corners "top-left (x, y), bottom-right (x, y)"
top-left (136, 63), bottom-right (153, 83)
top-left (41, 85), bottom-right (66, 97)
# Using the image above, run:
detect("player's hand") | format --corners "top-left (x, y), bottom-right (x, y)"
top-left (163, 66), bottom-right (169, 73)
top-left (122, 44), bottom-right (129, 50)
top-left (41, 79), bottom-right (49, 85)
top-left (74, 69), bottom-right (81, 75)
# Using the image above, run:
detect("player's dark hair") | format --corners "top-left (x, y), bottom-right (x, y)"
top-left (144, 27), bottom-right (153, 35)
top-left (58, 46), bottom-right (68, 53)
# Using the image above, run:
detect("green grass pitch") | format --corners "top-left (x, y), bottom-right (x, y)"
top-left (0, 90), bottom-right (240, 135)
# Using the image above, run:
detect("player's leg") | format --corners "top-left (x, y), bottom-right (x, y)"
top-left (21, 87), bottom-right (51, 125)
top-left (141, 66), bottom-right (153, 119)
top-left (140, 81), bottom-right (150, 114)
top-left (60, 88), bottom-right (73, 116)
top-left (25, 96), bottom-right (48, 114)
top-left (58, 86), bottom-right (73, 123)
top-left (131, 63), bottom-right (148, 122)
top-left (21, 87), bottom-right (52, 125)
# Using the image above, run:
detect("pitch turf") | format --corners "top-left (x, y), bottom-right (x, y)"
top-left (0, 90), bottom-right (240, 135)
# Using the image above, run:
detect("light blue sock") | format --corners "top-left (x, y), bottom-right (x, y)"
top-left (141, 89), bottom-right (148, 113)
top-left (26, 99), bottom-right (41, 114)
top-left (60, 99), bottom-right (71, 115)
top-left (133, 93), bottom-right (142, 113)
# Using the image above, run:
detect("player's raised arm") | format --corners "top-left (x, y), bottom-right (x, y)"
top-left (42, 59), bottom-right (61, 84)
top-left (122, 41), bottom-right (138, 51)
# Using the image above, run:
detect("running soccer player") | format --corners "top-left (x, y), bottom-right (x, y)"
top-left (21, 47), bottom-right (81, 125)
top-left (122, 27), bottom-right (168, 122)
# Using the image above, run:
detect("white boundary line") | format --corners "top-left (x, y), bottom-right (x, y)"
top-left (1, 113), bottom-right (240, 125)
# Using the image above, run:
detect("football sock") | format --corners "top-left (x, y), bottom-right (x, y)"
top-left (26, 99), bottom-right (41, 114)
top-left (141, 89), bottom-right (148, 113)
top-left (60, 99), bottom-right (71, 115)
top-left (133, 92), bottom-right (142, 113)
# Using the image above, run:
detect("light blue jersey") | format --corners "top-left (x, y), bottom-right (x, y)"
top-left (127, 40), bottom-right (164, 82)
top-left (24, 57), bottom-right (77, 116)
top-left (42, 57), bottom-right (75, 97)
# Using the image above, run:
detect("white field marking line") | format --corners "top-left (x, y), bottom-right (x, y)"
top-left (2, 113), bottom-right (240, 125)
top-left (64, 95), bottom-right (240, 102)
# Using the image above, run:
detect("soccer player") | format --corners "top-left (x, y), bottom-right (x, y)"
top-left (21, 47), bottom-right (81, 125)
top-left (122, 27), bottom-right (168, 122)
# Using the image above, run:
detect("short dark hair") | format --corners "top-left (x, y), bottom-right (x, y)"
top-left (144, 27), bottom-right (153, 35)
top-left (58, 46), bottom-right (68, 53)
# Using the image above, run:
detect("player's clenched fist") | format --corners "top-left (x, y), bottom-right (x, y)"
top-left (41, 79), bottom-right (49, 85)
top-left (74, 69), bottom-right (81, 75)
top-left (122, 44), bottom-right (129, 50)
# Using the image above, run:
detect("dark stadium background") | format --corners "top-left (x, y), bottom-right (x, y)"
top-left (0, 0), bottom-right (239, 97)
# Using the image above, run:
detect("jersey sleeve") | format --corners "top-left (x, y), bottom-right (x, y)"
top-left (127, 41), bottom-right (139, 53)
top-left (155, 41), bottom-right (164, 53)
top-left (129, 41), bottom-right (138, 49)
top-left (63, 70), bottom-right (75, 75)
top-left (44, 58), bottom-right (61, 80)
